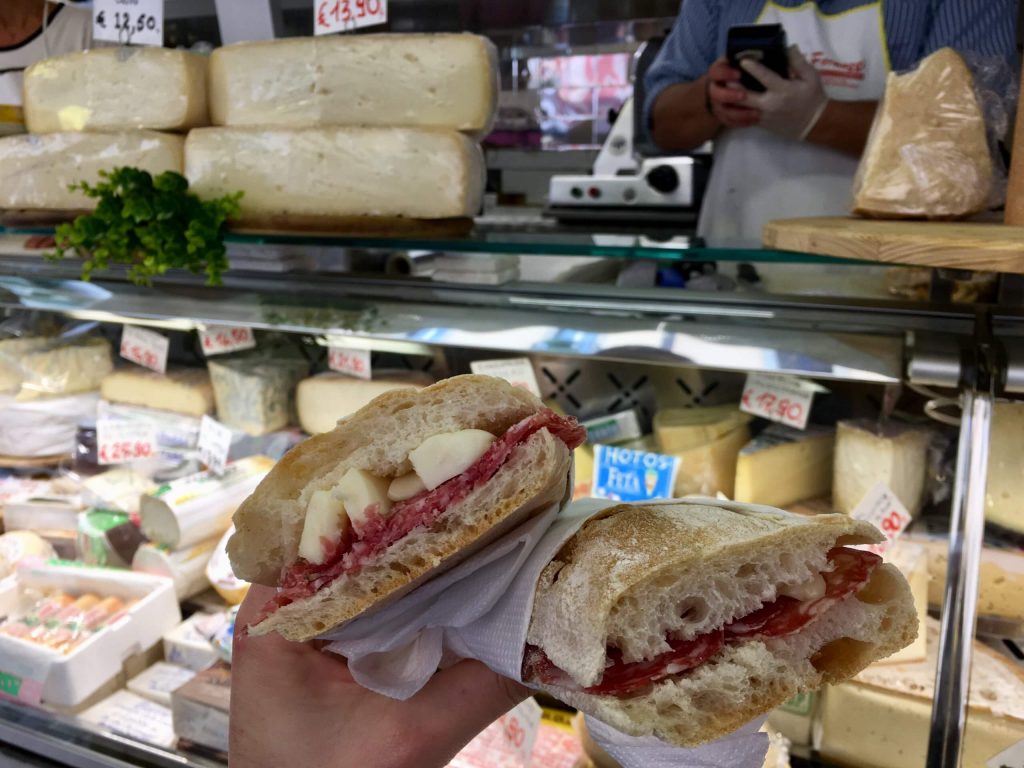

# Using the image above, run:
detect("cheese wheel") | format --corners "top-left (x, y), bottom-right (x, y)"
top-left (185, 126), bottom-right (485, 226)
top-left (23, 48), bottom-right (209, 133)
top-left (101, 369), bottom-right (215, 418)
top-left (0, 132), bottom-right (184, 212)
top-left (209, 34), bottom-right (497, 132)
top-left (295, 373), bottom-right (434, 435)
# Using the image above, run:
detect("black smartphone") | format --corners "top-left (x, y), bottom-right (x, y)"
top-left (726, 24), bottom-right (789, 92)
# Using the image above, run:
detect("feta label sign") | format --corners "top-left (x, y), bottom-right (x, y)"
top-left (592, 445), bottom-right (680, 502)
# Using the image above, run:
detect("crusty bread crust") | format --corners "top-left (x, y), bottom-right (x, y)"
top-left (528, 500), bottom-right (883, 688)
top-left (253, 428), bottom-right (571, 641)
top-left (229, 375), bottom-right (572, 639)
top-left (543, 562), bottom-right (918, 747)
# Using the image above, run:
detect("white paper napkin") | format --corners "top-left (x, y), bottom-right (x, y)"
top-left (322, 497), bottom-right (768, 767)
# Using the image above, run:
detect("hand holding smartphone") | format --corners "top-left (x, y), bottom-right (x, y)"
top-left (726, 23), bottom-right (789, 92)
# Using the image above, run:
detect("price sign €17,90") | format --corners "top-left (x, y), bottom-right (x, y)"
top-left (93, 0), bottom-right (163, 46)
top-left (315, 0), bottom-right (387, 34)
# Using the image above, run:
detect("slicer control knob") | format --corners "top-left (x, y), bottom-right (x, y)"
top-left (646, 165), bottom-right (679, 193)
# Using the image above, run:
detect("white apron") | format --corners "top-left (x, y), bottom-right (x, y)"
top-left (698, 1), bottom-right (889, 247)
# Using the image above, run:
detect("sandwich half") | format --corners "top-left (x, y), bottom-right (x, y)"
top-left (230, 374), bottom-right (585, 641)
top-left (522, 500), bottom-right (918, 747)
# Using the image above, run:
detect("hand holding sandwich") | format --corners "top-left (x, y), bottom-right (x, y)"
top-left (230, 583), bottom-right (530, 768)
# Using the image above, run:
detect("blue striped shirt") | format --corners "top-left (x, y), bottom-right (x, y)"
top-left (645, 0), bottom-right (1018, 125)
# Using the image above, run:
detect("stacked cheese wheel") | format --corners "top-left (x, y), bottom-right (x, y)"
top-left (0, 35), bottom-right (497, 233)
top-left (0, 48), bottom-right (206, 218)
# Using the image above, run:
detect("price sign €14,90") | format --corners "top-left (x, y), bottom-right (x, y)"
top-left (93, 0), bottom-right (164, 46)
top-left (315, 0), bottom-right (387, 34)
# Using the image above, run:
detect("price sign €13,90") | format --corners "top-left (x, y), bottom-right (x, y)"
top-left (93, 0), bottom-right (164, 47)
top-left (315, 0), bottom-right (387, 34)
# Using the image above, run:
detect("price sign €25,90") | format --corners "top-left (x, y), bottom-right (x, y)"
top-left (93, 0), bottom-right (164, 46)
top-left (315, 0), bottom-right (387, 34)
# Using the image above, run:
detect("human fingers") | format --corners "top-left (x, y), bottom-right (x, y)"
top-left (739, 57), bottom-right (787, 90)
top-left (713, 103), bottom-right (761, 128)
top-left (708, 56), bottom-right (742, 83)
top-left (708, 80), bottom-right (747, 105)
top-left (413, 660), bottom-right (529, 743)
top-left (787, 45), bottom-right (817, 80)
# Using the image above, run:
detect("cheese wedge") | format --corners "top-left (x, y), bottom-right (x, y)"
top-left (0, 132), bottom-right (184, 211)
top-left (654, 405), bottom-right (752, 454)
top-left (101, 369), bottom-right (215, 417)
top-left (833, 420), bottom-right (933, 516)
top-left (985, 401), bottom-right (1024, 534)
top-left (734, 424), bottom-right (834, 508)
top-left (671, 424), bottom-right (751, 498)
top-left (209, 34), bottom-right (497, 132)
top-left (820, 620), bottom-right (1024, 768)
top-left (185, 127), bottom-right (485, 226)
top-left (296, 373), bottom-right (434, 435)
top-left (24, 48), bottom-right (209, 133)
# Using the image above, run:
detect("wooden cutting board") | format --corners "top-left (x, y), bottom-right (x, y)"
top-left (763, 217), bottom-right (1024, 275)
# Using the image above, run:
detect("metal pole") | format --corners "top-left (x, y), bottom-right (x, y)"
top-left (925, 390), bottom-right (992, 767)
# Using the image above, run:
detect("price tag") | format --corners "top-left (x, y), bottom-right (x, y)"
top-left (96, 419), bottom-right (158, 465)
top-left (469, 358), bottom-right (541, 397)
top-left (740, 373), bottom-right (816, 430)
top-left (497, 698), bottom-right (541, 767)
top-left (198, 416), bottom-right (232, 476)
top-left (93, 0), bottom-right (164, 46)
top-left (328, 346), bottom-right (372, 380)
top-left (314, 0), bottom-right (387, 35)
top-left (120, 326), bottom-right (169, 374)
top-left (0, 671), bottom-right (44, 706)
top-left (988, 739), bottom-right (1024, 768)
top-left (850, 483), bottom-right (912, 556)
top-left (200, 325), bottom-right (256, 357)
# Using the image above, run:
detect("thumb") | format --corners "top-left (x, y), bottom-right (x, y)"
top-left (740, 57), bottom-right (786, 90)
top-left (788, 45), bottom-right (817, 80)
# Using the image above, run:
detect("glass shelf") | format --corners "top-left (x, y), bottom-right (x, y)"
top-left (0, 210), bottom-right (867, 265)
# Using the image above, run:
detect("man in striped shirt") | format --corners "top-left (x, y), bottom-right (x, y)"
top-left (645, 1), bottom-right (1017, 247)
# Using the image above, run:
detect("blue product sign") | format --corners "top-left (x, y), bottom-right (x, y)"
top-left (592, 444), bottom-right (681, 502)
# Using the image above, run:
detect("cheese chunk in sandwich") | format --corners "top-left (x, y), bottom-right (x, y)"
top-left (0, 132), bottom-right (184, 213)
top-left (522, 499), bottom-right (918, 747)
top-left (230, 375), bottom-right (586, 641)
top-left (185, 127), bottom-right (484, 230)
top-left (209, 34), bottom-right (497, 133)
top-left (23, 48), bottom-right (209, 133)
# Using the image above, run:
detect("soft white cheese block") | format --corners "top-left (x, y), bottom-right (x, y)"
top-left (833, 420), bottom-right (933, 516)
top-left (186, 127), bottom-right (485, 224)
top-left (24, 47), bottom-right (209, 133)
top-left (101, 368), bottom-right (215, 417)
top-left (0, 131), bottom-right (184, 211)
top-left (985, 401), bottom-right (1024, 534)
top-left (209, 34), bottom-right (497, 132)
top-left (296, 372), bottom-right (434, 435)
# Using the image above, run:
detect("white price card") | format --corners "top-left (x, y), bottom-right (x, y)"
top-left (850, 483), bottom-right (912, 556)
top-left (988, 739), bottom-right (1024, 768)
top-left (93, 0), bottom-right (164, 46)
top-left (200, 325), bottom-right (256, 357)
top-left (328, 346), bottom-right (372, 380)
top-left (120, 325), bottom-right (169, 373)
top-left (740, 373), bottom-right (817, 430)
top-left (314, 0), bottom-right (387, 35)
top-left (198, 415), bottom-right (232, 475)
top-left (97, 419), bottom-right (158, 465)
top-left (469, 358), bottom-right (541, 397)
top-left (497, 698), bottom-right (541, 767)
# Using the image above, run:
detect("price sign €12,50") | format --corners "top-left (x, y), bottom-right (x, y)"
top-left (315, 0), bottom-right (387, 34)
top-left (93, 0), bottom-right (164, 46)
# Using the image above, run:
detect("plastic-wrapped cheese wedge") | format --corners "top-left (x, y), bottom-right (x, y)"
top-left (209, 34), bottom-right (497, 133)
top-left (185, 127), bottom-right (485, 230)
top-left (819, 620), bottom-right (1024, 768)
top-left (0, 132), bottom-right (184, 213)
top-left (23, 48), bottom-right (209, 133)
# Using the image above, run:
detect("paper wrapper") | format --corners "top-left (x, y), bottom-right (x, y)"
top-left (322, 497), bottom-right (768, 768)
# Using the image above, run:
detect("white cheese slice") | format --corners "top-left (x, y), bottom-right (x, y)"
top-left (334, 468), bottom-right (392, 536)
top-left (296, 373), bottom-right (433, 435)
top-left (0, 131), bottom-right (184, 211)
top-left (185, 126), bottom-right (485, 223)
top-left (101, 368), bottom-right (215, 417)
top-left (23, 48), bottom-right (208, 133)
top-left (409, 429), bottom-right (496, 491)
top-left (209, 34), bottom-right (497, 132)
top-left (298, 490), bottom-right (349, 565)
top-left (388, 472), bottom-right (427, 502)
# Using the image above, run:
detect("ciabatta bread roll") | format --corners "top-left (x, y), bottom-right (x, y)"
top-left (522, 500), bottom-right (918, 747)
top-left (229, 375), bottom-right (584, 641)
